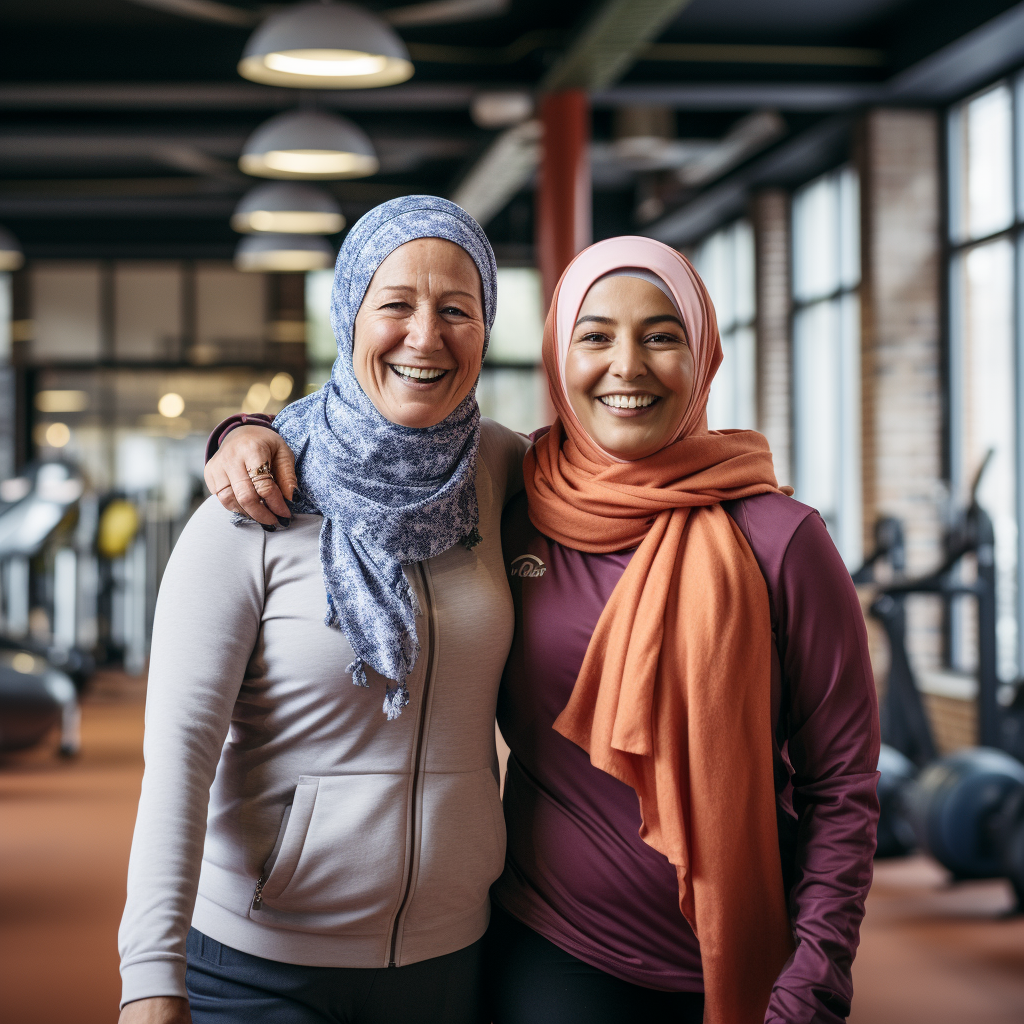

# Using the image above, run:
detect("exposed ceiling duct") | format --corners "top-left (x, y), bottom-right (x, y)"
top-left (674, 110), bottom-right (786, 187)
top-left (470, 91), bottom-right (534, 129)
top-left (450, 0), bottom-right (695, 225)
top-left (385, 0), bottom-right (510, 27)
top-left (450, 119), bottom-right (540, 226)
top-left (126, 0), bottom-right (260, 26)
top-left (541, 0), bottom-right (695, 93)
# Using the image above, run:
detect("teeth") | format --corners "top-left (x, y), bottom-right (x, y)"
top-left (393, 365), bottom-right (446, 381)
top-left (599, 394), bottom-right (656, 409)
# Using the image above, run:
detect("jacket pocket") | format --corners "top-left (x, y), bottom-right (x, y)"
top-left (251, 773), bottom-right (409, 933)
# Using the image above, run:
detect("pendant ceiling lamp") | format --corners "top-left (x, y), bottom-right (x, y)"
top-left (235, 232), bottom-right (336, 273)
top-left (0, 225), bottom-right (25, 271)
top-left (238, 1), bottom-right (414, 89)
top-left (232, 182), bottom-right (345, 234)
top-left (240, 109), bottom-right (379, 179)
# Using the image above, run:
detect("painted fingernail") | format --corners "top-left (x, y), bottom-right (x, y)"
top-left (290, 488), bottom-right (305, 501)
top-left (276, 516), bottom-right (291, 527)
top-left (261, 523), bottom-right (277, 533)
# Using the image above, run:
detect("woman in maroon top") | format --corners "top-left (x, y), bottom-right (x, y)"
top-left (207, 238), bottom-right (879, 1024)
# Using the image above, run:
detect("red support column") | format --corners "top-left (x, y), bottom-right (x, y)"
top-left (536, 90), bottom-right (592, 307)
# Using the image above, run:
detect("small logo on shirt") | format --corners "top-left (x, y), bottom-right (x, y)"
top-left (509, 554), bottom-right (547, 578)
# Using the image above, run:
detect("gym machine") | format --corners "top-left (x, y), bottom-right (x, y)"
top-left (0, 461), bottom-right (89, 756)
top-left (858, 455), bottom-right (1024, 907)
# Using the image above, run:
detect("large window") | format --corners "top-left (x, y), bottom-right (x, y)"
top-left (478, 266), bottom-right (547, 435)
top-left (691, 219), bottom-right (756, 431)
top-left (791, 166), bottom-right (862, 566)
top-left (948, 80), bottom-right (1023, 681)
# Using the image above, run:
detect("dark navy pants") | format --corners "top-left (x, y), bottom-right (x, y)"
top-left (483, 904), bottom-right (705, 1024)
top-left (185, 928), bottom-right (485, 1024)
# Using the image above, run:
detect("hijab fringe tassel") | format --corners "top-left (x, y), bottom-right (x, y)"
top-left (383, 682), bottom-right (411, 720)
top-left (347, 658), bottom-right (370, 688)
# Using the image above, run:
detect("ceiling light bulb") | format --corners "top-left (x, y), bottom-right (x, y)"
top-left (263, 50), bottom-right (391, 78)
top-left (243, 210), bottom-right (345, 233)
top-left (255, 149), bottom-right (377, 177)
top-left (238, 2), bottom-right (413, 90)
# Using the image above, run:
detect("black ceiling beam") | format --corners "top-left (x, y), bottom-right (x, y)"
top-left (0, 82), bottom-right (478, 112)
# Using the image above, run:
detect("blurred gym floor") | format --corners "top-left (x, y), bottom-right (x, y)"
top-left (2, 683), bottom-right (1024, 1024)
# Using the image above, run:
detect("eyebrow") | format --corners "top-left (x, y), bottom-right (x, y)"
top-left (574, 313), bottom-right (686, 330)
top-left (379, 284), bottom-right (479, 301)
top-left (643, 314), bottom-right (685, 329)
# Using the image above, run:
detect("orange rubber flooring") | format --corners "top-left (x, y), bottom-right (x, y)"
top-left (2, 682), bottom-right (1024, 1024)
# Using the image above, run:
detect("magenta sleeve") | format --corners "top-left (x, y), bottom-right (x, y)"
top-left (766, 514), bottom-right (881, 1024)
top-left (204, 413), bottom-right (276, 464)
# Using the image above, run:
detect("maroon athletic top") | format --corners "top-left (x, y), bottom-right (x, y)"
top-left (492, 489), bottom-right (880, 1024)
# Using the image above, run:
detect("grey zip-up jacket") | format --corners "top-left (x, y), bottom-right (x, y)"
top-left (118, 419), bottom-right (528, 1007)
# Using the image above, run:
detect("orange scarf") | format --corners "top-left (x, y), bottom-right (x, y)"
top-left (524, 238), bottom-right (794, 1024)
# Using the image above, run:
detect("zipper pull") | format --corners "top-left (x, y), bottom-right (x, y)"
top-left (251, 876), bottom-right (265, 910)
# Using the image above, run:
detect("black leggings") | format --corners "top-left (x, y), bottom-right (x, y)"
top-left (483, 904), bottom-right (705, 1024)
top-left (185, 928), bottom-right (485, 1024)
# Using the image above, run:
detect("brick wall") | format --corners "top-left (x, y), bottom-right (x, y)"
top-left (750, 188), bottom-right (792, 486)
top-left (857, 108), bottom-right (955, 735)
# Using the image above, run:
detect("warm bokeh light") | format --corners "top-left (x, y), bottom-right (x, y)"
top-left (35, 389), bottom-right (89, 413)
top-left (243, 382), bottom-right (272, 414)
top-left (45, 422), bottom-right (71, 448)
top-left (157, 392), bottom-right (185, 418)
top-left (269, 372), bottom-right (294, 401)
top-left (11, 652), bottom-right (36, 674)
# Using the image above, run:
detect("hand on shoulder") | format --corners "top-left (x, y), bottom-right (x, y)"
top-left (204, 424), bottom-right (298, 527)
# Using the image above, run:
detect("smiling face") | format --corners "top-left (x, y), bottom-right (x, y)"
top-left (352, 237), bottom-right (485, 428)
top-left (564, 274), bottom-right (695, 460)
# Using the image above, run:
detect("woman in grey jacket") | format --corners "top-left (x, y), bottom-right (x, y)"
top-left (117, 198), bottom-right (527, 1024)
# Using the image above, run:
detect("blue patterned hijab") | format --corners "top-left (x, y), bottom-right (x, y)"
top-left (273, 196), bottom-right (497, 718)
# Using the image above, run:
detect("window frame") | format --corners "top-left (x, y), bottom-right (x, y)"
top-left (789, 164), bottom-right (863, 567)
top-left (690, 217), bottom-right (758, 432)
top-left (946, 74), bottom-right (1024, 678)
